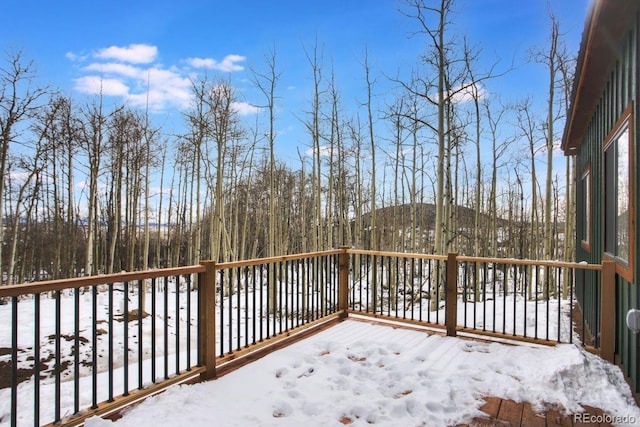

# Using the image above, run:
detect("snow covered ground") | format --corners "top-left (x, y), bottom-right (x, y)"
top-left (84, 320), bottom-right (640, 427)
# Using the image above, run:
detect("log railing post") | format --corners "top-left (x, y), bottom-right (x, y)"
top-left (446, 252), bottom-right (458, 337)
top-left (600, 260), bottom-right (616, 363)
top-left (199, 261), bottom-right (217, 380)
top-left (338, 246), bottom-right (351, 318)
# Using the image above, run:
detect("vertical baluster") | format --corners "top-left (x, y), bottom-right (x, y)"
top-left (512, 265), bottom-right (518, 336)
top-left (244, 266), bottom-right (249, 348)
top-left (387, 256), bottom-right (392, 316)
top-left (151, 278), bottom-right (156, 383)
top-left (244, 267), bottom-right (249, 348)
top-left (11, 296), bottom-right (18, 427)
top-left (92, 286), bottom-right (98, 405)
top-left (295, 260), bottom-right (301, 327)
top-left (267, 263), bottom-right (273, 338)
top-left (285, 260), bottom-right (290, 331)
top-left (123, 281), bottom-right (129, 396)
top-left (259, 264), bottom-right (264, 341)
top-left (402, 258), bottom-right (407, 319)
top-left (108, 283), bottom-right (114, 401)
top-left (435, 260), bottom-right (440, 324)
top-left (55, 290), bottom-right (62, 420)
top-left (426, 259), bottom-right (432, 323)
top-left (462, 261), bottom-right (468, 328)
top-left (372, 255), bottom-right (377, 314)
top-left (164, 276), bottom-right (169, 380)
top-left (352, 254), bottom-right (357, 311)
top-left (237, 267), bottom-right (241, 350)
top-left (523, 265), bottom-right (528, 338)
top-left (365, 255), bottom-right (370, 313)
top-left (482, 263), bottom-right (487, 332)
top-left (34, 293), bottom-right (40, 427)
top-left (252, 265), bottom-right (257, 345)
top-left (557, 267), bottom-right (562, 342)
top-left (417, 259), bottom-right (422, 322)
top-left (259, 264), bottom-right (269, 342)
top-left (492, 263), bottom-right (497, 333)
top-left (175, 275), bottom-right (181, 373)
top-left (534, 266), bottom-right (539, 340)
top-left (472, 262), bottom-right (477, 330)
top-left (569, 268), bottom-right (574, 344)
top-left (74, 287), bottom-right (80, 413)
top-left (138, 280), bottom-right (143, 388)
top-left (303, 259), bottom-right (308, 323)
top-left (320, 257), bottom-right (325, 317)
top-left (501, 264), bottom-right (507, 335)
top-left (219, 269), bottom-right (225, 355)
top-left (186, 274), bottom-right (192, 369)
top-left (277, 262), bottom-right (282, 334)
top-left (545, 266), bottom-right (550, 340)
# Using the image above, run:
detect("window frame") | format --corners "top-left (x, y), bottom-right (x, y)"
top-left (580, 163), bottom-right (592, 253)
top-left (602, 104), bottom-right (635, 283)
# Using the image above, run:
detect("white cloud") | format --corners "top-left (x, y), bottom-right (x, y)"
top-left (65, 51), bottom-right (89, 62)
top-left (67, 45), bottom-right (253, 112)
top-left (232, 101), bottom-right (261, 116)
top-left (305, 145), bottom-right (331, 157)
top-left (84, 62), bottom-right (142, 79)
top-left (95, 44), bottom-right (158, 64)
top-left (74, 76), bottom-right (130, 96)
top-left (449, 82), bottom-right (488, 104)
top-left (186, 54), bottom-right (246, 72)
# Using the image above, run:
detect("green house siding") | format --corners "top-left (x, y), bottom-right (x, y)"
top-left (574, 11), bottom-right (639, 398)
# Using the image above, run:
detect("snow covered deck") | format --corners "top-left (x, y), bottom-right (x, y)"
top-left (86, 319), bottom-right (639, 427)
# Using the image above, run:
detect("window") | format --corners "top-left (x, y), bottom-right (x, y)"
top-left (580, 165), bottom-right (591, 252)
top-left (603, 106), bottom-right (634, 282)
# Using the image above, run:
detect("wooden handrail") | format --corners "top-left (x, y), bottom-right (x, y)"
top-left (456, 255), bottom-right (603, 270)
top-left (345, 248), bottom-right (448, 261)
top-left (0, 265), bottom-right (206, 297)
top-left (216, 249), bottom-right (344, 269)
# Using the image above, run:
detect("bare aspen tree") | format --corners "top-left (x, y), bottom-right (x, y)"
top-left (0, 52), bottom-right (47, 283)
top-left (5, 146), bottom-right (45, 285)
top-left (38, 95), bottom-right (80, 278)
top-left (184, 77), bottom-right (210, 264)
top-left (532, 10), bottom-right (572, 263)
top-left (203, 79), bottom-right (243, 262)
top-left (155, 139), bottom-right (169, 267)
top-left (78, 94), bottom-right (120, 276)
top-left (142, 94), bottom-right (160, 272)
top-left (347, 116), bottom-right (365, 249)
top-left (303, 40), bottom-right (326, 252)
top-left (557, 34), bottom-right (576, 296)
top-left (484, 100), bottom-right (513, 257)
top-left (541, 16), bottom-right (559, 264)
top-left (400, 0), bottom-right (455, 310)
top-left (362, 48), bottom-right (378, 251)
top-left (251, 46), bottom-right (281, 258)
top-left (326, 66), bottom-right (338, 250)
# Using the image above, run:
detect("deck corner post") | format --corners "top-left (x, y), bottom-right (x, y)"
top-left (338, 246), bottom-right (351, 317)
top-left (600, 260), bottom-right (616, 363)
top-left (446, 252), bottom-right (458, 337)
top-left (199, 260), bottom-right (217, 380)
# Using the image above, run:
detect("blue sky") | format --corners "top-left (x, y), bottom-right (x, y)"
top-left (2, 0), bottom-right (590, 164)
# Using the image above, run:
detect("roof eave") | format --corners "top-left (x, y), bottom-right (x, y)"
top-left (562, 0), bottom-right (640, 155)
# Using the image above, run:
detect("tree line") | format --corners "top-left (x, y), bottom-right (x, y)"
top-left (0, 0), bottom-right (575, 285)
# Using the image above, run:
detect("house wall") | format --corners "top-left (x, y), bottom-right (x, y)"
top-left (574, 10), bottom-right (639, 399)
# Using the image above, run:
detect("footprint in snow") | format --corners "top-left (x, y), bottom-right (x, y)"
top-left (274, 367), bottom-right (288, 378)
top-left (297, 366), bottom-right (315, 378)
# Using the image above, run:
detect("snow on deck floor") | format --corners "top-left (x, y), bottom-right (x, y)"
top-left (87, 320), bottom-right (640, 427)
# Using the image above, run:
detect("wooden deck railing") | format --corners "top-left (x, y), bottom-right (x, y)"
top-left (0, 248), bottom-right (615, 427)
